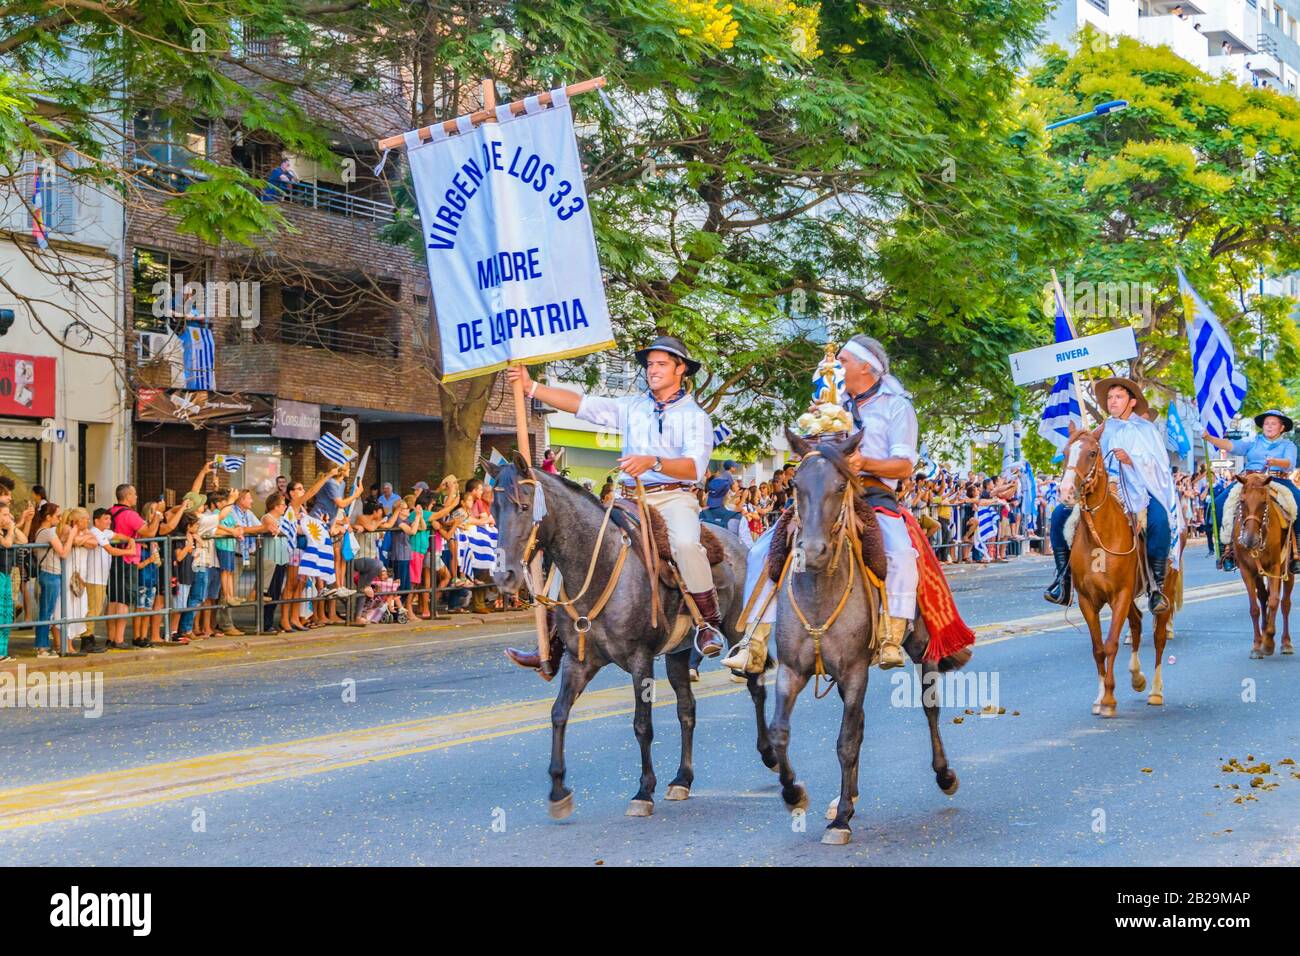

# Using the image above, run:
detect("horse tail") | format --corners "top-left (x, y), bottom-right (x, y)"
top-left (1174, 568), bottom-right (1185, 613)
top-left (937, 647), bottom-right (973, 672)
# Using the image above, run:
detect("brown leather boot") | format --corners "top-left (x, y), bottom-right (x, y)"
top-left (504, 611), bottom-right (564, 680)
top-left (688, 588), bottom-right (725, 657)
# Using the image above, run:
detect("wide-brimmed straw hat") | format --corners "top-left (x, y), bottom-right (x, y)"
top-left (635, 335), bottom-right (700, 377)
top-left (1093, 377), bottom-right (1149, 418)
top-left (1254, 409), bottom-right (1295, 433)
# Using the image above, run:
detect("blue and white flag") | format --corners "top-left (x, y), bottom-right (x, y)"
top-left (977, 506), bottom-right (999, 543)
top-left (297, 514), bottom-right (336, 580)
top-left (278, 506), bottom-right (298, 543)
top-left (1037, 290), bottom-right (1083, 453)
top-left (316, 431), bottom-right (357, 466)
top-left (713, 423), bottom-right (733, 448)
top-left (484, 447), bottom-right (508, 487)
top-left (404, 87), bottom-right (614, 382)
top-left (181, 322), bottom-right (215, 390)
top-left (456, 523), bottom-right (499, 571)
top-left (1180, 267), bottom-right (1247, 439)
top-left (214, 454), bottom-right (245, 473)
top-left (1166, 402), bottom-right (1192, 458)
top-left (1019, 460), bottom-right (1037, 532)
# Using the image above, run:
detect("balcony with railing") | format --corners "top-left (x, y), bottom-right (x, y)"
top-left (1137, 11), bottom-right (1212, 69)
top-left (271, 178), bottom-right (395, 224)
top-left (1200, 0), bottom-right (1260, 52)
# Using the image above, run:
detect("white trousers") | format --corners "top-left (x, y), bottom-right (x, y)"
top-left (647, 488), bottom-right (713, 593)
top-left (878, 512), bottom-right (918, 621)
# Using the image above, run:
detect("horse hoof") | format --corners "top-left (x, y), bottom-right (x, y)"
top-left (1122, 635), bottom-right (1131, 646)
top-left (1091, 703), bottom-right (1101, 716)
top-left (1250, 648), bottom-right (1264, 660)
top-left (825, 796), bottom-right (856, 820)
top-left (783, 783), bottom-right (809, 814)
top-left (821, 827), bottom-right (852, 845)
top-left (1131, 674), bottom-right (1147, 693)
top-left (548, 793), bottom-right (574, 820)
top-left (1147, 694), bottom-right (1163, 707)
top-left (1099, 704), bottom-right (1117, 718)
top-left (1283, 644), bottom-right (1295, 656)
top-left (939, 771), bottom-right (959, 796)
top-left (626, 799), bottom-right (654, 817)
top-left (665, 785), bottom-right (690, 801)
top-left (760, 751), bottom-right (779, 772)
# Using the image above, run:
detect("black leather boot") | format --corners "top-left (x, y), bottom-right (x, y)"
top-left (688, 589), bottom-right (725, 657)
top-left (1044, 547), bottom-right (1072, 606)
top-left (1148, 551), bottom-right (1171, 615)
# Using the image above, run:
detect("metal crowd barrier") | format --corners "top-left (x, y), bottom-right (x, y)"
top-left (0, 529), bottom-right (512, 657)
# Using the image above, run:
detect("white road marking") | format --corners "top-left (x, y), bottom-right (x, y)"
top-left (314, 678), bottom-right (384, 689)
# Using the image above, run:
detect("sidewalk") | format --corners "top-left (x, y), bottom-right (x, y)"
top-left (0, 607), bottom-right (539, 676)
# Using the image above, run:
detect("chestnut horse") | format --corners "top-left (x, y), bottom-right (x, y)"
top-left (1059, 425), bottom-right (1181, 715)
top-left (1231, 473), bottom-right (1296, 658)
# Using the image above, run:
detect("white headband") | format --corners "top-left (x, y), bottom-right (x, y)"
top-left (841, 339), bottom-right (884, 375)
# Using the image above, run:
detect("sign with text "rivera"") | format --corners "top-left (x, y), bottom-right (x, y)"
top-left (1009, 326), bottom-right (1138, 387)
top-left (405, 88), bottom-right (614, 382)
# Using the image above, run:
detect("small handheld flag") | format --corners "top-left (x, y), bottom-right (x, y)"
top-left (316, 432), bottom-right (357, 466)
top-left (1166, 402), bottom-right (1192, 458)
top-left (713, 423), bottom-right (733, 448)
top-left (278, 506), bottom-right (298, 543)
top-left (213, 454), bottom-right (245, 473)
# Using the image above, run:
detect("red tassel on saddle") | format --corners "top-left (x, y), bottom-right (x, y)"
top-left (876, 507), bottom-right (976, 662)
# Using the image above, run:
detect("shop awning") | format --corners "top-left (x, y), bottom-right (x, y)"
top-left (0, 419), bottom-right (46, 440)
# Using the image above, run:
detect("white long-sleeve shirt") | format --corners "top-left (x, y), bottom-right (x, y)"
top-left (842, 378), bottom-right (919, 491)
top-left (575, 391), bottom-right (714, 485)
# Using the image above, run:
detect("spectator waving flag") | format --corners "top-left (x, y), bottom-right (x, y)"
top-left (31, 162), bottom-right (49, 250)
top-left (278, 505), bottom-right (298, 543)
top-left (316, 431), bottom-right (357, 466)
top-left (214, 454), bottom-right (245, 473)
top-left (713, 423), bottom-right (732, 448)
top-left (1180, 267), bottom-right (1247, 438)
top-left (297, 514), bottom-right (336, 580)
top-left (456, 523), bottom-right (499, 571)
top-left (1037, 289), bottom-right (1083, 454)
top-left (182, 322), bottom-right (215, 390)
top-left (978, 506), bottom-right (998, 543)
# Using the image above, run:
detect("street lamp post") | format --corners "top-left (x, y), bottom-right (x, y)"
top-left (1044, 99), bottom-right (1129, 131)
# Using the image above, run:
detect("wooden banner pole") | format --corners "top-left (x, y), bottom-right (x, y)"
top-left (377, 76), bottom-right (607, 151)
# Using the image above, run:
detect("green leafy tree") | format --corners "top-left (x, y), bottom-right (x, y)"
top-left (1024, 30), bottom-right (1300, 426)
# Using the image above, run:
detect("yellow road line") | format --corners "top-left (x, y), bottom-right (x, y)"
top-left (0, 579), bottom-right (1243, 831)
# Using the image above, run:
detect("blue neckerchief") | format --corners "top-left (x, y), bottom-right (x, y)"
top-left (842, 380), bottom-right (883, 429)
top-left (649, 386), bottom-right (687, 434)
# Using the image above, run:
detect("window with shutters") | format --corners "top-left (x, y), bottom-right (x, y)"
top-left (22, 153), bottom-right (76, 238)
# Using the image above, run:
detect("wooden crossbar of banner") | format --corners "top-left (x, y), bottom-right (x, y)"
top-left (376, 76), bottom-right (607, 151)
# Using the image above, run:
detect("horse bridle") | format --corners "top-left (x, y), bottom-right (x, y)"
top-left (1070, 440), bottom-right (1137, 557)
top-left (1236, 479), bottom-right (1289, 580)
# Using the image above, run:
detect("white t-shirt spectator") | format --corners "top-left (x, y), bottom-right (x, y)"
top-left (84, 528), bottom-right (113, 585)
top-left (193, 511), bottom-right (219, 569)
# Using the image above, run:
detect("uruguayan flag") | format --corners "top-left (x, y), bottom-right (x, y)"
top-left (316, 432), bottom-right (357, 466)
top-left (456, 524), bottom-right (498, 571)
top-left (279, 506), bottom-right (298, 543)
top-left (297, 514), bottom-right (336, 580)
top-left (1019, 460), bottom-right (1037, 533)
top-left (978, 506), bottom-right (998, 543)
top-left (1037, 290), bottom-right (1082, 453)
top-left (215, 454), bottom-right (245, 473)
top-left (713, 423), bottom-right (732, 448)
top-left (182, 322), bottom-right (215, 390)
top-left (1044, 480), bottom-right (1060, 508)
top-left (1180, 268), bottom-right (1247, 439)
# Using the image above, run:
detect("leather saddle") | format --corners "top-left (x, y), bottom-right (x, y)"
top-left (609, 499), bottom-right (725, 589)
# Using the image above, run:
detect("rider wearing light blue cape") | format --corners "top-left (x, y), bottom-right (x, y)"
top-left (1045, 377), bottom-right (1183, 614)
top-left (1203, 409), bottom-right (1300, 573)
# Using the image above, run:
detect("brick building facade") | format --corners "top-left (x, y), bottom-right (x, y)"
top-left (127, 59), bottom-right (542, 503)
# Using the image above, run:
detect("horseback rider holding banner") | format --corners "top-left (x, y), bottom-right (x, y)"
top-left (1203, 409), bottom-right (1300, 573)
top-left (1045, 377), bottom-right (1181, 613)
top-left (503, 335), bottom-right (728, 669)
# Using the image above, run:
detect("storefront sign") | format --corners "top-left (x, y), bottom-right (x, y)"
top-left (272, 399), bottom-right (321, 441)
top-left (0, 353), bottom-right (56, 418)
top-left (136, 387), bottom-right (271, 428)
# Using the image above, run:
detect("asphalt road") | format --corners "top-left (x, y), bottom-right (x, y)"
top-left (3, 546), bottom-right (1298, 866)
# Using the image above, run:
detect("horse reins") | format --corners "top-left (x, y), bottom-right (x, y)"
top-left (1072, 444), bottom-right (1138, 557)
top-left (1237, 486), bottom-right (1291, 582)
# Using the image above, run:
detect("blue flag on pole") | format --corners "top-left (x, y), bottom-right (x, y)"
top-left (1037, 289), bottom-right (1083, 453)
top-left (316, 432), bottom-right (357, 466)
top-left (1166, 402), bottom-right (1192, 458)
top-left (1180, 267), bottom-right (1247, 438)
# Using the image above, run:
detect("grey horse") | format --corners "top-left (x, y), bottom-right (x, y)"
top-left (486, 453), bottom-right (778, 819)
top-left (770, 429), bottom-right (967, 845)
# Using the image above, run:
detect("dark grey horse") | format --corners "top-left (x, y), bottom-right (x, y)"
top-left (771, 429), bottom-right (966, 845)
top-left (487, 453), bottom-right (777, 819)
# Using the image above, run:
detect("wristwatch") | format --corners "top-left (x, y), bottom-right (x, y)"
top-left (652, 456), bottom-right (663, 472)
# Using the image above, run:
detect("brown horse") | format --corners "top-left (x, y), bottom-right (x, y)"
top-left (1231, 473), bottom-right (1296, 659)
top-left (1059, 425), bottom-right (1181, 715)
